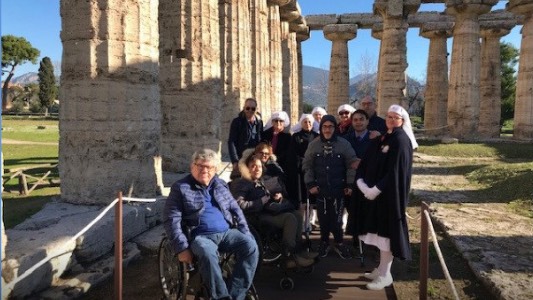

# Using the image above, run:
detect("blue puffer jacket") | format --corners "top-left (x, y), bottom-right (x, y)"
top-left (163, 174), bottom-right (250, 254)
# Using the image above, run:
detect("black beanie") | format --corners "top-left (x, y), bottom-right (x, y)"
top-left (319, 114), bottom-right (337, 142)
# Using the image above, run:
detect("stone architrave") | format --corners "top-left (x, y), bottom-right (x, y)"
top-left (446, 0), bottom-right (498, 139)
top-left (250, 0), bottom-right (271, 119)
top-left (159, 0), bottom-right (223, 172)
top-left (296, 30), bottom-right (310, 119)
top-left (508, 0), bottom-right (533, 140)
top-left (373, 0), bottom-right (420, 116)
top-left (323, 24), bottom-right (357, 112)
top-left (59, 0), bottom-right (160, 204)
top-left (219, 0), bottom-right (252, 158)
top-left (267, 0), bottom-right (290, 115)
top-left (479, 25), bottom-right (512, 138)
top-left (281, 21), bottom-right (300, 124)
top-left (420, 23), bottom-right (452, 137)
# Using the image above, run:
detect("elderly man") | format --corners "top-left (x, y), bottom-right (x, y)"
top-left (164, 149), bottom-right (259, 300)
top-left (359, 96), bottom-right (386, 138)
top-left (303, 115), bottom-right (358, 259)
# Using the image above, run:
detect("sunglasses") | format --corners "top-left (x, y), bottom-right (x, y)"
top-left (339, 111), bottom-right (350, 116)
top-left (245, 106), bottom-right (256, 111)
top-left (273, 119), bottom-right (284, 123)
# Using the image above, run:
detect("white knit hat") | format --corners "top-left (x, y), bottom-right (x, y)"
top-left (264, 111), bottom-right (290, 131)
top-left (388, 104), bottom-right (418, 149)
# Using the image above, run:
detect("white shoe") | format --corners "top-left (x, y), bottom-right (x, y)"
top-left (363, 268), bottom-right (379, 280)
top-left (366, 274), bottom-right (393, 290)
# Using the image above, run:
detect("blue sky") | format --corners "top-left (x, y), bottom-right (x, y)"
top-left (1, 0), bottom-right (522, 82)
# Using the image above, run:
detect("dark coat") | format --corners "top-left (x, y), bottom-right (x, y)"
top-left (368, 114), bottom-right (386, 134)
top-left (287, 130), bottom-right (318, 202)
top-left (262, 128), bottom-right (291, 174)
top-left (228, 112), bottom-right (263, 163)
top-left (343, 130), bottom-right (372, 158)
top-left (348, 127), bottom-right (413, 260)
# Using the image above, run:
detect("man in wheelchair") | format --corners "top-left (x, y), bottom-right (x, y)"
top-left (163, 149), bottom-right (259, 300)
top-left (230, 150), bottom-right (318, 269)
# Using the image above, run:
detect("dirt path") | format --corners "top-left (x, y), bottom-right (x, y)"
top-left (2, 138), bottom-right (58, 145)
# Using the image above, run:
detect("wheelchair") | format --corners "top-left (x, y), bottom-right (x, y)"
top-left (158, 236), bottom-right (259, 300)
top-left (248, 219), bottom-right (315, 291)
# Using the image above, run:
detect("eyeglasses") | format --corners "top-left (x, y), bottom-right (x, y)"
top-left (273, 119), bottom-right (284, 123)
top-left (259, 151), bottom-right (270, 156)
top-left (322, 124), bottom-right (335, 129)
top-left (386, 115), bottom-right (403, 121)
top-left (245, 106), bottom-right (256, 111)
top-left (339, 111), bottom-right (350, 116)
top-left (194, 163), bottom-right (216, 171)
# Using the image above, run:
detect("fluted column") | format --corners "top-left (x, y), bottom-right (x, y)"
top-left (373, 1), bottom-right (419, 116)
top-left (508, 0), bottom-right (533, 140)
top-left (250, 0), bottom-right (270, 118)
top-left (446, 0), bottom-right (497, 139)
top-left (267, 0), bottom-right (289, 115)
top-left (371, 23), bottom-right (383, 112)
top-left (159, 0), bottom-right (222, 171)
top-left (323, 24), bottom-right (357, 111)
top-left (60, 0), bottom-right (160, 204)
top-left (296, 30), bottom-right (309, 119)
top-left (281, 21), bottom-right (299, 124)
top-left (219, 0), bottom-right (252, 158)
top-left (479, 26), bottom-right (512, 138)
top-left (420, 23), bottom-right (452, 137)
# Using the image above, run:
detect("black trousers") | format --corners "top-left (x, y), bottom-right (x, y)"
top-left (316, 197), bottom-right (344, 244)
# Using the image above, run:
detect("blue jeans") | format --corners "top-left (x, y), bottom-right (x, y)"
top-left (190, 228), bottom-right (259, 300)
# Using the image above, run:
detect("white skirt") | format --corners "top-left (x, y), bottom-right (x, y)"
top-left (359, 233), bottom-right (391, 252)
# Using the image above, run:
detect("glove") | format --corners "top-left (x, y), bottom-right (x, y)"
top-left (356, 179), bottom-right (370, 195)
top-left (364, 186), bottom-right (381, 200)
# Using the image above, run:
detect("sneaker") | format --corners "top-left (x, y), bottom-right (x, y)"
top-left (333, 243), bottom-right (352, 259)
top-left (318, 242), bottom-right (330, 258)
top-left (363, 268), bottom-right (379, 280)
top-left (366, 273), bottom-right (393, 290)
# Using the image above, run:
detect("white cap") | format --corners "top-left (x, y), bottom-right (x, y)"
top-left (388, 104), bottom-right (418, 149)
top-left (337, 104), bottom-right (356, 115)
top-left (264, 111), bottom-right (290, 131)
top-left (291, 113), bottom-right (315, 133)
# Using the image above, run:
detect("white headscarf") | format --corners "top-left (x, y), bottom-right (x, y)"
top-left (337, 104), bottom-right (356, 115)
top-left (291, 114), bottom-right (315, 133)
top-left (311, 107), bottom-right (327, 133)
top-left (388, 104), bottom-right (418, 149)
top-left (264, 111), bottom-right (290, 131)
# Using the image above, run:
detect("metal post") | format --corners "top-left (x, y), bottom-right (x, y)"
top-left (114, 191), bottom-right (123, 300)
top-left (419, 201), bottom-right (429, 300)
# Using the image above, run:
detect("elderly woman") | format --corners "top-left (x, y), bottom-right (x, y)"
top-left (263, 111), bottom-right (291, 173)
top-left (352, 104), bottom-right (418, 290)
top-left (311, 106), bottom-right (327, 133)
top-left (230, 150), bottom-right (316, 268)
top-left (336, 104), bottom-right (356, 135)
top-left (253, 142), bottom-right (284, 179)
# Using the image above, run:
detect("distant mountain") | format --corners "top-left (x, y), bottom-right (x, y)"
top-left (302, 66), bottom-right (329, 108)
top-left (11, 72), bottom-right (39, 85)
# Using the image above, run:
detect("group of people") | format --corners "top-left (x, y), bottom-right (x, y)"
top-left (163, 95), bottom-right (418, 299)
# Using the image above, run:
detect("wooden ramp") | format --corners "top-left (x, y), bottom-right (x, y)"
top-left (253, 251), bottom-right (396, 300)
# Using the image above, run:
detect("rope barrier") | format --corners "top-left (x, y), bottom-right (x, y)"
top-left (4, 196), bottom-right (156, 291)
top-left (423, 209), bottom-right (460, 300)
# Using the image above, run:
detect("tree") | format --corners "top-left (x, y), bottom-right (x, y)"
top-left (2, 35), bottom-right (40, 111)
top-left (500, 42), bottom-right (519, 124)
top-left (38, 57), bottom-right (57, 115)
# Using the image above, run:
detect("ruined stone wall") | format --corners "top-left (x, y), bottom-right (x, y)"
top-left (59, 0), bottom-right (160, 204)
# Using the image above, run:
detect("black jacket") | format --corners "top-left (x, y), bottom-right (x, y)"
top-left (228, 112), bottom-right (263, 163)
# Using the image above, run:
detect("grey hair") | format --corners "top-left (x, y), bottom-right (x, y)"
top-left (191, 148), bottom-right (221, 165)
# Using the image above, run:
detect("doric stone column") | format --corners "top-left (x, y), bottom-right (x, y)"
top-left (420, 23), bottom-right (452, 137)
top-left (479, 25), bottom-right (512, 138)
top-left (59, 0), bottom-right (160, 204)
top-left (372, 23), bottom-right (383, 112)
top-left (250, 0), bottom-right (271, 118)
top-left (446, 0), bottom-right (497, 139)
top-left (159, 0), bottom-right (223, 172)
top-left (267, 0), bottom-right (290, 115)
top-left (508, 0), bottom-right (533, 140)
top-left (323, 24), bottom-right (357, 112)
top-left (219, 0), bottom-right (252, 158)
top-left (373, 1), bottom-right (420, 116)
top-left (296, 30), bottom-right (310, 119)
top-left (281, 21), bottom-right (299, 124)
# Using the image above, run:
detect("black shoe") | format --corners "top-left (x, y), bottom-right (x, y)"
top-left (318, 241), bottom-right (330, 258)
top-left (333, 243), bottom-right (352, 259)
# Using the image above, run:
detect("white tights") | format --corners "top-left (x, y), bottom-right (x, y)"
top-left (377, 250), bottom-right (394, 277)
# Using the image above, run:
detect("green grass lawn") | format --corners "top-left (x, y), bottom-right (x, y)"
top-left (2, 117), bottom-right (59, 143)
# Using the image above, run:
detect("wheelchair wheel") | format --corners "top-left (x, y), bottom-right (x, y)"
top-left (279, 277), bottom-right (294, 290)
top-left (158, 237), bottom-right (188, 300)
